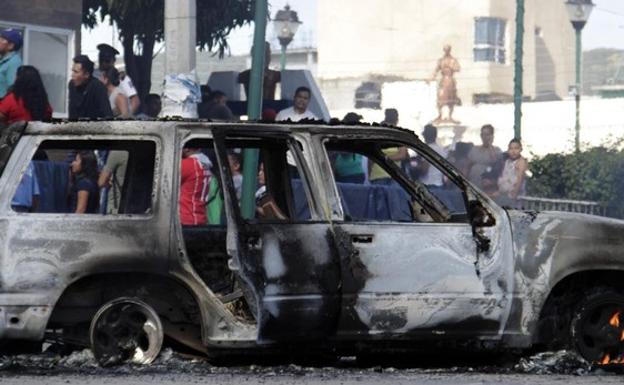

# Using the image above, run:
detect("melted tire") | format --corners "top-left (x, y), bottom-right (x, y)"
top-left (89, 297), bottom-right (164, 366)
top-left (570, 287), bottom-right (624, 364)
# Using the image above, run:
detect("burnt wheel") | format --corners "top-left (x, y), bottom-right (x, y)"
top-left (89, 297), bottom-right (163, 366)
top-left (570, 288), bottom-right (624, 364)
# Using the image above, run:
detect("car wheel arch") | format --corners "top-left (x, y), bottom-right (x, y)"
top-left (533, 268), bottom-right (624, 347)
top-left (47, 272), bottom-right (205, 347)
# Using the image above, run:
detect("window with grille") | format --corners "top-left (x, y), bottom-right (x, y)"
top-left (474, 17), bottom-right (507, 64)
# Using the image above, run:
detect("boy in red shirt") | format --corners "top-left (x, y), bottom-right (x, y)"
top-left (179, 148), bottom-right (212, 225)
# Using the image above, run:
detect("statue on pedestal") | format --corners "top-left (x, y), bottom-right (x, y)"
top-left (430, 44), bottom-right (461, 124)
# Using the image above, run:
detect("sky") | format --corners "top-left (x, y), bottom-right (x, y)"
top-left (82, 0), bottom-right (624, 58)
top-left (583, 0), bottom-right (624, 50)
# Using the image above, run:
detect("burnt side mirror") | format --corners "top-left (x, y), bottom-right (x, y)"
top-left (469, 200), bottom-right (496, 227)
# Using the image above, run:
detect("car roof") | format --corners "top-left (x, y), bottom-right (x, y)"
top-left (24, 119), bottom-right (422, 141)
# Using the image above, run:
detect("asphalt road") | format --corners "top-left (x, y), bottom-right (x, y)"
top-left (1, 349), bottom-right (622, 385)
top-left (1, 372), bottom-right (623, 385)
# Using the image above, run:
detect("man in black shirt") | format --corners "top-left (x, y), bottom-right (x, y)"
top-left (68, 55), bottom-right (112, 119)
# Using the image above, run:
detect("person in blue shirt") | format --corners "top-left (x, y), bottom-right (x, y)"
top-left (11, 162), bottom-right (40, 213)
top-left (0, 29), bottom-right (23, 99)
top-left (69, 151), bottom-right (100, 214)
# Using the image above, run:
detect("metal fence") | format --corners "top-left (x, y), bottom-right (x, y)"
top-left (517, 196), bottom-right (609, 217)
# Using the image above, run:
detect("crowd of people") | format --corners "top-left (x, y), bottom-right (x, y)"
top-left (0, 29), bottom-right (319, 126)
top-left (330, 109), bottom-right (528, 209)
top-left (0, 31), bottom-right (161, 124)
top-left (0, 27), bottom-right (526, 221)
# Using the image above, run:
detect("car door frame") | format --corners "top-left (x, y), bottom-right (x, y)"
top-left (312, 128), bottom-right (515, 341)
top-left (212, 127), bottom-right (342, 344)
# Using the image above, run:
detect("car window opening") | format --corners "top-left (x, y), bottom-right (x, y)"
top-left (10, 139), bottom-right (155, 215)
top-left (325, 139), bottom-right (468, 224)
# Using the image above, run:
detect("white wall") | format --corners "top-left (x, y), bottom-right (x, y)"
top-left (330, 80), bottom-right (624, 158)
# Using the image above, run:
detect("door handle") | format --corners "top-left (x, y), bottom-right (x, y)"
top-left (351, 234), bottom-right (374, 244)
top-left (247, 236), bottom-right (263, 251)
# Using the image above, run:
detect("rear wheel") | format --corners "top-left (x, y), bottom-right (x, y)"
top-left (570, 287), bottom-right (624, 364)
top-left (89, 297), bottom-right (164, 366)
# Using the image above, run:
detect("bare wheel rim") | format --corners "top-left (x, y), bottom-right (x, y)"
top-left (575, 299), bottom-right (624, 364)
top-left (89, 297), bottom-right (164, 366)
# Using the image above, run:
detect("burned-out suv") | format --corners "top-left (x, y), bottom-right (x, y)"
top-left (1, 120), bottom-right (624, 365)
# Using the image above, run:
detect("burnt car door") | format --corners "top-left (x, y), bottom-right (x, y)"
top-left (213, 130), bottom-right (341, 343)
top-left (320, 136), bottom-right (514, 339)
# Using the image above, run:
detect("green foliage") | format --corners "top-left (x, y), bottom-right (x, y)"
top-left (83, 0), bottom-right (255, 55)
top-left (527, 144), bottom-right (624, 214)
top-left (82, 0), bottom-right (256, 99)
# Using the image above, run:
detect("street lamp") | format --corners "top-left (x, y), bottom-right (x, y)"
top-left (565, 0), bottom-right (594, 152)
top-left (273, 4), bottom-right (302, 71)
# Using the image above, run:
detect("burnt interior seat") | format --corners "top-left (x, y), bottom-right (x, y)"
top-left (181, 226), bottom-right (231, 295)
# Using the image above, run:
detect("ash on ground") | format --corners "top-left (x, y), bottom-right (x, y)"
top-left (0, 348), bottom-right (616, 377)
top-left (514, 350), bottom-right (591, 375)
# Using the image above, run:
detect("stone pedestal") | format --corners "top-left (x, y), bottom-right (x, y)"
top-left (434, 122), bottom-right (468, 149)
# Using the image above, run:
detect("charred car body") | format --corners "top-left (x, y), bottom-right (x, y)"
top-left (0, 120), bottom-right (623, 365)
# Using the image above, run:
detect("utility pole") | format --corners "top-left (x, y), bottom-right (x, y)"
top-left (164, 0), bottom-right (196, 74)
top-left (240, 0), bottom-right (268, 219)
top-left (513, 0), bottom-right (524, 141)
top-left (163, 0), bottom-right (197, 117)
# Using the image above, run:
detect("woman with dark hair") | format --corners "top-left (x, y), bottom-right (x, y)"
top-left (0, 65), bottom-right (52, 125)
top-left (100, 67), bottom-right (130, 118)
top-left (69, 150), bottom-right (99, 214)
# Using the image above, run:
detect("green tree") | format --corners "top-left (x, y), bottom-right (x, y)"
top-left (527, 143), bottom-right (624, 217)
top-left (82, 0), bottom-right (256, 101)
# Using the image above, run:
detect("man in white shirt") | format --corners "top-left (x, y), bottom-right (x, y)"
top-left (276, 86), bottom-right (318, 122)
top-left (116, 63), bottom-right (140, 114)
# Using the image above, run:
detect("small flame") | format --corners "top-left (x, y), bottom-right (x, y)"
top-left (609, 311), bottom-right (621, 328)
top-left (599, 310), bottom-right (624, 365)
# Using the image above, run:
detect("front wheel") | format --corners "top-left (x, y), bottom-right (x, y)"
top-left (89, 297), bottom-right (164, 366)
top-left (570, 287), bottom-right (624, 364)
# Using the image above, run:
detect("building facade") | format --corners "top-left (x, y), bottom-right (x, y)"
top-left (1, 0), bottom-right (82, 117)
top-left (317, 0), bottom-right (576, 109)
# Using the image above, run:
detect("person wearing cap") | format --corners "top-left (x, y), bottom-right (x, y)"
top-left (0, 29), bottom-right (23, 99)
top-left (68, 55), bottom-right (113, 119)
top-left (96, 43), bottom-right (140, 115)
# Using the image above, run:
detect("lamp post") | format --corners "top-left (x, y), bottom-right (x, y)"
top-left (240, 0), bottom-right (268, 220)
top-left (273, 4), bottom-right (302, 71)
top-left (565, 0), bottom-right (594, 152)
